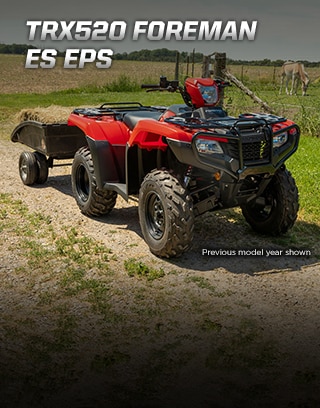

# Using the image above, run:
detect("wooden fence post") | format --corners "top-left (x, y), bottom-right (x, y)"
top-left (191, 49), bottom-right (195, 76)
top-left (201, 52), bottom-right (214, 78)
top-left (213, 52), bottom-right (226, 107)
top-left (201, 55), bottom-right (210, 78)
top-left (175, 52), bottom-right (180, 80)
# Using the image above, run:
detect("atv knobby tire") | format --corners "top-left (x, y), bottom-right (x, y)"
top-left (241, 166), bottom-right (299, 235)
top-left (72, 147), bottom-right (117, 217)
top-left (139, 170), bottom-right (194, 258)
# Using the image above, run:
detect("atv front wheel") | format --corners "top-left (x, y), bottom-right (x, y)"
top-left (71, 147), bottom-right (117, 216)
top-left (139, 170), bottom-right (194, 258)
top-left (241, 167), bottom-right (299, 235)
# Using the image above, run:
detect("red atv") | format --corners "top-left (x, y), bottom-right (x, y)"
top-left (12, 76), bottom-right (300, 257)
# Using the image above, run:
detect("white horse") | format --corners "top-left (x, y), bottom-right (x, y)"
top-left (279, 61), bottom-right (310, 96)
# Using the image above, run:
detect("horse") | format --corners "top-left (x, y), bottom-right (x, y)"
top-left (279, 61), bottom-right (310, 96)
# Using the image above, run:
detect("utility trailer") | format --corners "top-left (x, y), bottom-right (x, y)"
top-left (11, 120), bottom-right (86, 185)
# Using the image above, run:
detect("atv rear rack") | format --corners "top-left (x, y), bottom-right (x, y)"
top-left (73, 103), bottom-right (166, 118)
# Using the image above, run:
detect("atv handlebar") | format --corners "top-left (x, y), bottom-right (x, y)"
top-left (215, 79), bottom-right (231, 88)
top-left (141, 76), bottom-right (231, 92)
top-left (141, 84), bottom-right (163, 89)
top-left (141, 76), bottom-right (180, 92)
top-left (140, 84), bottom-right (170, 92)
top-left (141, 75), bottom-right (231, 108)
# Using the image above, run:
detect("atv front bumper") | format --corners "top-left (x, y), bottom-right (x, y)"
top-left (166, 123), bottom-right (300, 181)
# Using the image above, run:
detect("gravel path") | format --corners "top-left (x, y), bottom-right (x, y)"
top-left (1, 137), bottom-right (320, 408)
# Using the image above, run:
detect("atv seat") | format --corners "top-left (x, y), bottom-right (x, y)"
top-left (123, 111), bottom-right (162, 130)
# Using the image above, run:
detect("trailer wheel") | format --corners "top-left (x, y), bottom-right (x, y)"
top-left (241, 167), bottom-right (299, 235)
top-left (19, 151), bottom-right (38, 185)
top-left (34, 152), bottom-right (49, 184)
top-left (139, 170), bottom-right (194, 258)
top-left (72, 147), bottom-right (117, 216)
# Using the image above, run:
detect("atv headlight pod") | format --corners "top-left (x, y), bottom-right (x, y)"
top-left (195, 137), bottom-right (224, 155)
top-left (198, 84), bottom-right (218, 105)
top-left (273, 131), bottom-right (288, 148)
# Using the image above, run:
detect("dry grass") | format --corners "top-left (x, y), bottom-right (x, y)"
top-left (16, 105), bottom-right (72, 123)
top-left (227, 64), bottom-right (320, 84)
top-left (1, 55), bottom-right (319, 95)
top-left (0, 54), bottom-right (202, 94)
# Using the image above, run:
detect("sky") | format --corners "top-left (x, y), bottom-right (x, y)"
top-left (0, 0), bottom-right (319, 61)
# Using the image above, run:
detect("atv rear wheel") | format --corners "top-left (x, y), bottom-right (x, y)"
top-left (72, 147), bottom-right (117, 216)
top-left (241, 166), bottom-right (299, 235)
top-left (139, 170), bottom-right (194, 258)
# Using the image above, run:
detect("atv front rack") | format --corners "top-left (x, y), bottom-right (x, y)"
top-left (164, 112), bottom-right (287, 130)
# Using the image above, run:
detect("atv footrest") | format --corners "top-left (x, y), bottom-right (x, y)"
top-left (103, 182), bottom-right (127, 199)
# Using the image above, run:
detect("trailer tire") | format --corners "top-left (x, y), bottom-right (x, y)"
top-left (72, 147), bottom-right (117, 217)
top-left (34, 152), bottom-right (49, 184)
top-left (241, 166), bottom-right (299, 235)
top-left (19, 151), bottom-right (39, 186)
top-left (139, 169), bottom-right (194, 258)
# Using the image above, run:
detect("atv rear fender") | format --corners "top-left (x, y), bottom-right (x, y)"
top-left (68, 113), bottom-right (193, 197)
top-left (68, 113), bottom-right (129, 188)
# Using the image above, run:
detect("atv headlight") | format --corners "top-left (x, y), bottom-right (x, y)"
top-left (195, 138), bottom-right (224, 155)
top-left (273, 131), bottom-right (288, 148)
top-left (198, 84), bottom-right (218, 105)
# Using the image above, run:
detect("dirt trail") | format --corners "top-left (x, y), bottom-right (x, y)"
top-left (1, 137), bottom-right (320, 407)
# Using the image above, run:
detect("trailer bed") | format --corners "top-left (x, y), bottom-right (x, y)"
top-left (11, 121), bottom-right (86, 159)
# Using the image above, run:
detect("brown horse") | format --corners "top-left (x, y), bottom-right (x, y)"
top-left (279, 61), bottom-right (310, 96)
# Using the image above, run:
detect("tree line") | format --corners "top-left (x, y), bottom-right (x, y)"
top-left (1, 44), bottom-right (319, 67)
top-left (0, 43), bottom-right (66, 56)
top-left (113, 51), bottom-right (320, 67)
top-left (0, 43), bottom-right (36, 54)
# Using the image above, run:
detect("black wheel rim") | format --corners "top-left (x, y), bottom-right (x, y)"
top-left (75, 164), bottom-right (90, 202)
top-left (145, 192), bottom-right (165, 240)
top-left (250, 192), bottom-right (277, 221)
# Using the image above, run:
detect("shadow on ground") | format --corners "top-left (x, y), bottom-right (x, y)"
top-left (36, 173), bottom-right (320, 276)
